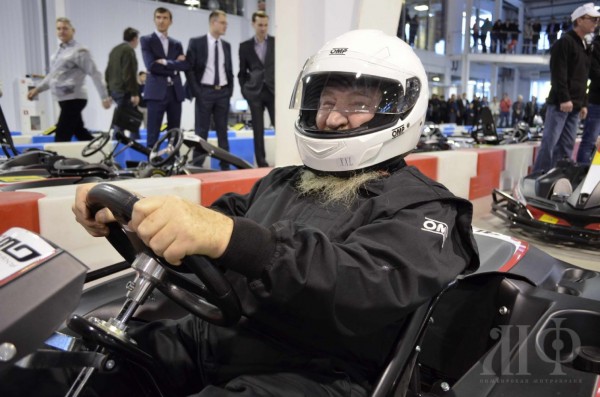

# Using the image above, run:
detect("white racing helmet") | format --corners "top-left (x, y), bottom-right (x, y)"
top-left (290, 29), bottom-right (428, 173)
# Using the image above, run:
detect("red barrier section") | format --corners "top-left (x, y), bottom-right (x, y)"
top-left (178, 168), bottom-right (272, 206)
top-left (468, 148), bottom-right (505, 200)
top-left (405, 154), bottom-right (438, 180)
top-left (0, 192), bottom-right (45, 234)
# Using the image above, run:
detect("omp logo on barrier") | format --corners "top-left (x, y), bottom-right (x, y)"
top-left (330, 48), bottom-right (348, 55)
top-left (422, 217), bottom-right (448, 247)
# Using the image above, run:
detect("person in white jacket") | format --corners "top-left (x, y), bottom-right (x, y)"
top-left (27, 17), bottom-right (111, 142)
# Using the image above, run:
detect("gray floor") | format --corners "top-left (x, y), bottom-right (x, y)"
top-left (472, 196), bottom-right (599, 271)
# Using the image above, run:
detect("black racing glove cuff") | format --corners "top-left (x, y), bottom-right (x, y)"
top-left (215, 217), bottom-right (276, 280)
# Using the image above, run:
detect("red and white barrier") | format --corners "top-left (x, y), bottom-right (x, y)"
top-left (1, 143), bottom-right (548, 269)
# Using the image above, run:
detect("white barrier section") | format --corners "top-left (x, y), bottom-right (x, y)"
top-left (11, 136), bottom-right (32, 144)
top-left (23, 177), bottom-right (200, 271)
top-left (265, 136), bottom-right (276, 166)
top-left (429, 150), bottom-right (478, 199)
top-left (44, 141), bottom-right (107, 164)
top-left (500, 143), bottom-right (537, 190)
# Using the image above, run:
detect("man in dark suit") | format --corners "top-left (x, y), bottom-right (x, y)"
top-left (238, 11), bottom-right (275, 167)
top-left (106, 27), bottom-right (141, 139)
top-left (140, 7), bottom-right (189, 149)
top-left (186, 10), bottom-right (234, 170)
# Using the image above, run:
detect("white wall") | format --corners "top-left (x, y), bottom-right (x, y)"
top-left (2, 0), bottom-right (404, 169)
top-left (52, 0), bottom-right (249, 131)
top-left (0, 0), bottom-right (259, 133)
top-left (0, 0), bottom-right (31, 132)
top-left (273, 0), bottom-right (403, 167)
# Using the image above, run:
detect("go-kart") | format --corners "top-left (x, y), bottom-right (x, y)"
top-left (414, 123), bottom-right (474, 153)
top-left (0, 128), bottom-right (253, 192)
top-left (2, 184), bottom-right (600, 397)
top-left (0, 103), bottom-right (118, 189)
top-left (499, 120), bottom-right (544, 145)
top-left (81, 128), bottom-right (253, 178)
top-left (491, 148), bottom-right (600, 246)
top-left (468, 107), bottom-right (543, 146)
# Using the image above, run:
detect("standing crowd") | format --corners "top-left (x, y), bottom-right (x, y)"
top-left (27, 7), bottom-right (275, 168)
top-left (430, 3), bottom-right (600, 169)
top-left (426, 92), bottom-right (541, 128)
top-left (471, 15), bottom-right (575, 55)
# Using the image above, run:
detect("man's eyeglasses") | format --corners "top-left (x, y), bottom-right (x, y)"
top-left (582, 16), bottom-right (600, 22)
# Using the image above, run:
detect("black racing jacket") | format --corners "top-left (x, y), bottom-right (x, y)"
top-left (208, 160), bottom-right (480, 386)
top-left (547, 30), bottom-right (591, 110)
top-left (588, 35), bottom-right (600, 105)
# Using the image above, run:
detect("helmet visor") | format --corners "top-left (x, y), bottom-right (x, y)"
top-left (290, 72), bottom-right (420, 137)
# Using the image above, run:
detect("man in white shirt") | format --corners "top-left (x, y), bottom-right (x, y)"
top-left (186, 10), bottom-right (234, 170)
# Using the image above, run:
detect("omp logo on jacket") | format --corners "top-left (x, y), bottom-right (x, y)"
top-left (421, 217), bottom-right (448, 247)
top-left (330, 48), bottom-right (348, 55)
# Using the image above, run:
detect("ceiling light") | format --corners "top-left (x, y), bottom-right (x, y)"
top-left (414, 5), bottom-right (429, 11)
top-left (184, 0), bottom-right (200, 5)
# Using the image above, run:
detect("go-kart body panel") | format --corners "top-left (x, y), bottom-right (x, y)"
top-left (491, 153), bottom-right (600, 246)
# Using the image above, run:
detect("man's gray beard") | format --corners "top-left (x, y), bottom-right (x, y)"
top-left (296, 169), bottom-right (383, 206)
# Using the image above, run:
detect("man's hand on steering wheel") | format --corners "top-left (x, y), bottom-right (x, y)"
top-left (73, 183), bottom-right (241, 325)
top-left (72, 183), bottom-right (234, 265)
top-left (72, 183), bottom-right (114, 237)
top-left (130, 196), bottom-right (233, 264)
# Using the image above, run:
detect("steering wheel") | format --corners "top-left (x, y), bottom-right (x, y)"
top-left (82, 132), bottom-right (111, 157)
top-left (86, 183), bottom-right (241, 326)
top-left (149, 128), bottom-right (183, 167)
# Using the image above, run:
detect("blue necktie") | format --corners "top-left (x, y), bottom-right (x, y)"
top-left (214, 40), bottom-right (220, 86)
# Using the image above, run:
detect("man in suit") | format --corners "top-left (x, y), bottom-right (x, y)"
top-left (106, 27), bottom-right (141, 139)
top-left (140, 7), bottom-right (189, 149)
top-left (238, 11), bottom-right (275, 167)
top-left (186, 10), bottom-right (234, 170)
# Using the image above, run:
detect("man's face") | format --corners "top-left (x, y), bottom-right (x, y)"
top-left (315, 85), bottom-right (381, 131)
top-left (56, 21), bottom-right (74, 43)
top-left (211, 14), bottom-right (228, 37)
top-left (154, 11), bottom-right (172, 34)
top-left (252, 16), bottom-right (269, 40)
top-left (579, 15), bottom-right (599, 34)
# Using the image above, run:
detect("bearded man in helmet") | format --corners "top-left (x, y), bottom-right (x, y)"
top-left (73, 30), bottom-right (479, 397)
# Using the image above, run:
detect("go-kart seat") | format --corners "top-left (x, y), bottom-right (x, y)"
top-left (548, 177), bottom-right (573, 201)
top-left (370, 278), bottom-right (460, 397)
top-left (471, 107), bottom-right (500, 144)
top-left (53, 158), bottom-right (115, 178)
